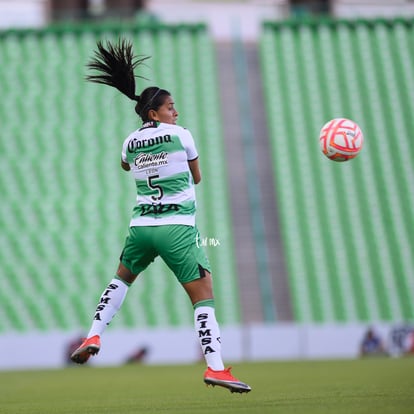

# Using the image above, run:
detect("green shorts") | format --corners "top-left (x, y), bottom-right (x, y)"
top-left (120, 225), bottom-right (211, 284)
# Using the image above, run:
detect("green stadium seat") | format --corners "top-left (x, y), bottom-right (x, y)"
top-left (0, 23), bottom-right (239, 333)
top-left (259, 18), bottom-right (414, 323)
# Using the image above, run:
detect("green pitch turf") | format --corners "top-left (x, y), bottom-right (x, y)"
top-left (0, 358), bottom-right (413, 414)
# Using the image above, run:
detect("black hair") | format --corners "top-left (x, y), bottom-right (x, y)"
top-left (134, 86), bottom-right (170, 121)
top-left (86, 38), bottom-right (170, 122)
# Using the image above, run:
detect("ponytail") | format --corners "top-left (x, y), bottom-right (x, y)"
top-left (86, 38), bottom-right (149, 102)
top-left (86, 38), bottom-right (171, 122)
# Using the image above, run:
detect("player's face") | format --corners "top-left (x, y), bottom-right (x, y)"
top-left (151, 96), bottom-right (178, 125)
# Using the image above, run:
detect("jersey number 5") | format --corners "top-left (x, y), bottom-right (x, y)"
top-left (147, 175), bottom-right (163, 201)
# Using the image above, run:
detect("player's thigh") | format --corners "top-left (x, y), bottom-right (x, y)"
top-left (120, 226), bottom-right (157, 276)
top-left (155, 225), bottom-right (211, 284)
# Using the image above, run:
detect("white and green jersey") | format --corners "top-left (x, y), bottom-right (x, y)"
top-left (121, 121), bottom-right (199, 227)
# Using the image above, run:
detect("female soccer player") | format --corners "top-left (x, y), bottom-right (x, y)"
top-left (70, 39), bottom-right (251, 394)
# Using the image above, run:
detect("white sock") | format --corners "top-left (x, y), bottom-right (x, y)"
top-left (87, 278), bottom-right (129, 338)
top-left (194, 305), bottom-right (225, 371)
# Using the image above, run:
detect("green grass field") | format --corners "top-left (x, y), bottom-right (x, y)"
top-left (1, 358), bottom-right (413, 414)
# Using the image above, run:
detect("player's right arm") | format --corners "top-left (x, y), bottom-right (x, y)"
top-left (182, 128), bottom-right (201, 184)
top-left (188, 158), bottom-right (201, 184)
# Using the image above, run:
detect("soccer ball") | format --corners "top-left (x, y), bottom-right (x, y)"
top-left (319, 118), bottom-right (364, 162)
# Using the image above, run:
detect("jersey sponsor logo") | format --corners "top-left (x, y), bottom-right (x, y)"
top-left (139, 203), bottom-right (179, 216)
top-left (128, 134), bottom-right (172, 152)
top-left (140, 121), bottom-right (158, 130)
top-left (134, 151), bottom-right (168, 170)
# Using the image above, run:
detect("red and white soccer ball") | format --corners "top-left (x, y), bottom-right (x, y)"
top-left (319, 118), bottom-right (364, 162)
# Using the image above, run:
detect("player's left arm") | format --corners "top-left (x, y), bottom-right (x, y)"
top-left (121, 159), bottom-right (130, 171)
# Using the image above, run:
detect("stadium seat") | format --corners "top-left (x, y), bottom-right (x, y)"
top-left (0, 23), bottom-right (239, 332)
top-left (259, 18), bottom-right (414, 323)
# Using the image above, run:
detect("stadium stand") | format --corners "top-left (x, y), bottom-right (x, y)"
top-left (259, 17), bottom-right (414, 323)
top-left (2, 15), bottom-right (413, 339)
top-left (0, 23), bottom-right (240, 332)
